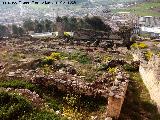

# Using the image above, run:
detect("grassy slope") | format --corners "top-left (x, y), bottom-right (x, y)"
top-left (119, 72), bottom-right (160, 120)
top-left (112, 2), bottom-right (160, 17)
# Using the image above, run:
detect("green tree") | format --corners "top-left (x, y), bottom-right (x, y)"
top-left (62, 16), bottom-right (68, 23)
top-left (12, 25), bottom-right (24, 36)
top-left (85, 16), bottom-right (106, 31)
top-left (40, 20), bottom-right (45, 32)
top-left (18, 27), bottom-right (24, 36)
top-left (77, 19), bottom-right (91, 29)
top-left (105, 24), bottom-right (112, 39)
top-left (23, 18), bottom-right (34, 32)
top-left (34, 20), bottom-right (44, 33)
top-left (44, 19), bottom-right (52, 32)
top-left (62, 16), bottom-right (69, 31)
top-left (68, 17), bottom-right (77, 31)
top-left (56, 16), bottom-right (62, 22)
top-left (52, 23), bottom-right (56, 32)
top-left (61, 16), bottom-right (78, 31)
top-left (0, 25), bottom-right (8, 38)
top-left (118, 25), bottom-right (133, 49)
top-left (34, 20), bottom-right (39, 33)
top-left (77, 19), bottom-right (84, 28)
top-left (12, 24), bottom-right (19, 35)
top-left (84, 16), bottom-right (112, 39)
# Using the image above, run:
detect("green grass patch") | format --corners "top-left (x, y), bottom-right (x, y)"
top-left (112, 2), bottom-right (160, 17)
top-left (123, 63), bottom-right (138, 72)
top-left (0, 80), bottom-right (51, 98)
top-left (20, 110), bottom-right (61, 120)
top-left (45, 96), bottom-right (62, 111)
top-left (0, 80), bottom-right (37, 91)
top-left (67, 52), bottom-right (92, 64)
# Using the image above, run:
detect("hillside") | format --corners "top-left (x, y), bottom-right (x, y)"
top-left (112, 1), bottom-right (160, 17)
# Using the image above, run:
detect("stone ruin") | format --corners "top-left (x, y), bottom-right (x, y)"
top-left (30, 67), bottom-right (129, 119)
top-left (132, 49), bottom-right (160, 113)
top-left (0, 58), bottom-right (130, 119)
top-left (0, 38), bottom-right (130, 119)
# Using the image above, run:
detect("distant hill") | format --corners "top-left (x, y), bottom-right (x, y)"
top-left (0, 0), bottom-right (144, 10)
top-left (112, 1), bottom-right (160, 17)
top-left (0, 0), bottom-right (143, 5)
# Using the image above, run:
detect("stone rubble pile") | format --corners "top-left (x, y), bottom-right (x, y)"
top-left (31, 68), bottom-right (129, 99)
top-left (109, 71), bottom-right (129, 99)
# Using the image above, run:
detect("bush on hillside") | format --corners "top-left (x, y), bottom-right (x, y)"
top-left (131, 42), bottom-right (148, 49)
top-left (144, 51), bottom-right (153, 61)
top-left (0, 91), bottom-right (32, 120)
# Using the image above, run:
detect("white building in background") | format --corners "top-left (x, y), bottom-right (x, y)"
top-left (29, 32), bottom-right (74, 38)
top-left (140, 27), bottom-right (160, 37)
top-left (30, 32), bottom-right (59, 38)
top-left (137, 16), bottom-right (160, 37)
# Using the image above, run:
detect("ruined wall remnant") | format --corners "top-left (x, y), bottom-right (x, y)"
top-left (132, 51), bottom-right (160, 112)
top-left (107, 96), bottom-right (124, 119)
top-left (106, 74), bottom-right (128, 119)
top-left (31, 68), bottom-right (129, 119)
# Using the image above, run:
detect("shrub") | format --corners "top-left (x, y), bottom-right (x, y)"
top-left (107, 67), bottom-right (117, 74)
top-left (103, 56), bottom-right (112, 63)
top-left (42, 56), bottom-right (54, 65)
top-left (131, 42), bottom-right (148, 49)
top-left (0, 92), bottom-right (32, 120)
top-left (68, 52), bottom-right (91, 64)
top-left (50, 52), bottom-right (61, 61)
top-left (0, 80), bottom-right (45, 96)
top-left (42, 65), bottom-right (52, 75)
top-left (0, 91), bottom-right (61, 120)
top-left (0, 80), bottom-right (37, 91)
top-left (20, 110), bottom-right (60, 120)
top-left (123, 63), bottom-right (139, 72)
top-left (41, 52), bottom-right (62, 66)
top-left (45, 97), bottom-right (61, 111)
top-left (98, 64), bottom-right (108, 71)
top-left (63, 94), bottom-right (78, 107)
top-left (138, 43), bottom-right (148, 49)
top-left (144, 51), bottom-right (153, 61)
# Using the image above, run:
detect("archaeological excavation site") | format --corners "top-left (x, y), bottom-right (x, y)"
top-left (0, 30), bottom-right (160, 120)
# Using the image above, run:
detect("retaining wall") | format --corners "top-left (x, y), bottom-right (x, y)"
top-left (132, 52), bottom-right (160, 112)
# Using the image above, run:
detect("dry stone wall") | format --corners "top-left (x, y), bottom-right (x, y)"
top-left (106, 81), bottom-right (128, 119)
top-left (31, 68), bottom-right (129, 119)
top-left (132, 50), bottom-right (160, 112)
